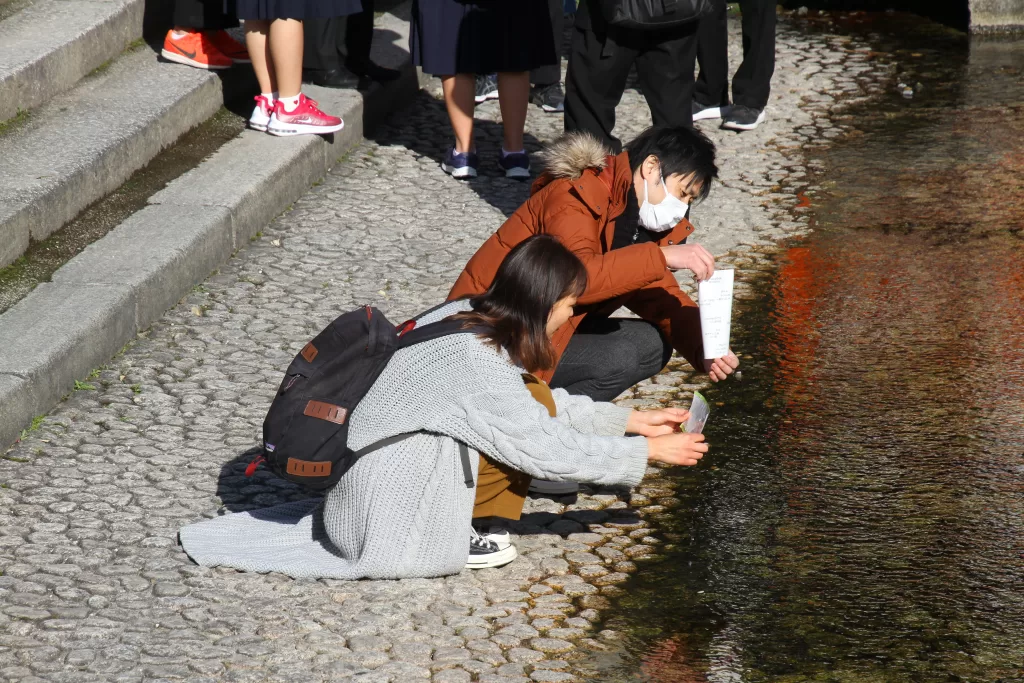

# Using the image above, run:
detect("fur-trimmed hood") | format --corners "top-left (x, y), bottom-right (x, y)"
top-left (539, 132), bottom-right (613, 179)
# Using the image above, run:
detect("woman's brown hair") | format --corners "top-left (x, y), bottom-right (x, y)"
top-left (451, 235), bottom-right (588, 373)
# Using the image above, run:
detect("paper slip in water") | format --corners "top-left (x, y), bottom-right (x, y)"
top-left (698, 269), bottom-right (735, 359)
top-left (684, 391), bottom-right (710, 434)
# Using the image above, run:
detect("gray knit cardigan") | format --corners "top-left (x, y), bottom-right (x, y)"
top-left (178, 301), bottom-right (650, 580)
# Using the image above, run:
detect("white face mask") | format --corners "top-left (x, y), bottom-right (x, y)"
top-left (638, 173), bottom-right (690, 233)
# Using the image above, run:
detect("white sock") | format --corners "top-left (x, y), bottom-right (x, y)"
top-left (279, 94), bottom-right (301, 113)
top-left (171, 30), bottom-right (190, 39)
top-left (260, 92), bottom-right (276, 105)
top-left (501, 148), bottom-right (525, 158)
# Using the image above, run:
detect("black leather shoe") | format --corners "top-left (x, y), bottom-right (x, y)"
top-left (346, 59), bottom-right (401, 84)
top-left (302, 68), bottom-right (359, 89)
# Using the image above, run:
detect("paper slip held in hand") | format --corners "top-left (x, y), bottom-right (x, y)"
top-left (698, 269), bottom-right (735, 359)
top-left (684, 391), bottom-right (710, 434)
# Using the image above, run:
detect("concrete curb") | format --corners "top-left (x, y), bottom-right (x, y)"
top-left (0, 0), bottom-right (143, 122)
top-left (0, 5), bottom-right (427, 450)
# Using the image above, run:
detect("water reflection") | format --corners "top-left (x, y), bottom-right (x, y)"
top-left (588, 15), bottom-right (1024, 683)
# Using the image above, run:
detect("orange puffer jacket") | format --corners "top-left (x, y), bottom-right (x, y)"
top-left (448, 133), bottom-right (704, 381)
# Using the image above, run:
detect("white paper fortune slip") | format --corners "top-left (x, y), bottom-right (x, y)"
top-left (698, 268), bottom-right (735, 359)
top-left (684, 391), bottom-right (710, 434)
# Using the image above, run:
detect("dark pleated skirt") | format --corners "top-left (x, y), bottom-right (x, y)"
top-left (234, 0), bottom-right (362, 20)
top-left (410, 0), bottom-right (556, 76)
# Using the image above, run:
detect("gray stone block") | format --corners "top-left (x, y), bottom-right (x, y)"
top-left (0, 0), bottom-right (143, 121)
top-left (0, 374), bottom-right (43, 450)
top-left (149, 134), bottom-right (329, 248)
top-left (0, 46), bottom-right (227, 268)
top-left (51, 204), bottom-right (234, 330)
top-left (0, 283), bottom-right (136, 447)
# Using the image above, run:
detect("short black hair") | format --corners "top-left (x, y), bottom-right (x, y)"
top-left (624, 125), bottom-right (718, 202)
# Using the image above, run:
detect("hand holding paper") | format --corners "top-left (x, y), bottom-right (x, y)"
top-left (698, 268), bottom-right (739, 381)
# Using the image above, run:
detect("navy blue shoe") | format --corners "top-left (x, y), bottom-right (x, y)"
top-left (441, 147), bottom-right (478, 179)
top-left (498, 151), bottom-right (530, 179)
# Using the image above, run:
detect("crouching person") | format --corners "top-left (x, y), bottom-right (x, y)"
top-left (179, 236), bottom-right (706, 579)
top-left (449, 126), bottom-right (741, 496)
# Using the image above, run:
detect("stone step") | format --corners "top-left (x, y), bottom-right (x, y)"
top-left (0, 43), bottom-right (253, 268)
top-left (0, 3), bottom-right (424, 449)
top-left (0, 0), bottom-right (143, 121)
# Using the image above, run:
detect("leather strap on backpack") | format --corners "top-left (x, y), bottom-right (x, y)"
top-left (354, 434), bottom-right (475, 488)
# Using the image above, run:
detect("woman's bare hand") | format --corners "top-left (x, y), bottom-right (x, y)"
top-left (646, 432), bottom-right (708, 466)
top-left (626, 408), bottom-right (690, 437)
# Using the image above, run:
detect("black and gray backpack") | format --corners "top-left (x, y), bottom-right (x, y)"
top-left (244, 304), bottom-right (475, 491)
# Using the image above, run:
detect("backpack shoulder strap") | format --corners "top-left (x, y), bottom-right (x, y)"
top-left (397, 318), bottom-right (482, 349)
top-left (353, 432), bottom-right (475, 488)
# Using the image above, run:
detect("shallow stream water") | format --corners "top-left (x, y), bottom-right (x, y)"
top-left (585, 13), bottom-right (1024, 683)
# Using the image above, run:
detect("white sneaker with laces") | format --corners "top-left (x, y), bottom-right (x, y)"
top-left (467, 528), bottom-right (517, 569)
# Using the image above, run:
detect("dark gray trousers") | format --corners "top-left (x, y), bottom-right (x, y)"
top-left (549, 317), bottom-right (672, 402)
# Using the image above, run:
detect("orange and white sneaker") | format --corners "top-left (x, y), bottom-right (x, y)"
top-left (267, 94), bottom-right (345, 137)
top-left (208, 30), bottom-right (250, 64)
top-left (161, 29), bottom-right (233, 70)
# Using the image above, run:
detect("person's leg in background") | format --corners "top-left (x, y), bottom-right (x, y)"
top-left (302, 16), bottom-right (359, 87)
top-left (440, 74), bottom-right (480, 178)
top-left (250, 18), bottom-right (345, 137)
top-left (344, 0), bottom-right (402, 87)
top-left (496, 72), bottom-right (532, 179)
top-left (563, 18), bottom-right (638, 153)
top-left (634, 22), bottom-right (699, 129)
top-left (722, 0), bottom-right (776, 131)
top-left (163, 0), bottom-right (248, 70)
top-left (529, 0), bottom-right (566, 113)
top-left (693, 0), bottom-right (730, 122)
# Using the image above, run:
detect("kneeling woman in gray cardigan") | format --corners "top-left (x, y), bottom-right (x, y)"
top-left (179, 235), bottom-right (708, 580)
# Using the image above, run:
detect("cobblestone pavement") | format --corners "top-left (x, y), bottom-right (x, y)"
top-left (0, 14), bottom-right (890, 683)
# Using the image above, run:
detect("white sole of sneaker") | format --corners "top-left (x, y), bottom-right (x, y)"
top-left (540, 104), bottom-right (564, 113)
top-left (160, 49), bottom-right (232, 70)
top-left (466, 543), bottom-right (518, 569)
top-left (693, 105), bottom-right (730, 121)
top-left (721, 110), bottom-right (767, 131)
top-left (249, 122), bottom-right (268, 132)
top-left (474, 92), bottom-right (500, 104)
top-left (442, 163), bottom-right (477, 179)
top-left (267, 121), bottom-right (345, 137)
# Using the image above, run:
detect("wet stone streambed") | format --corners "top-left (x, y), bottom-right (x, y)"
top-left (580, 13), bottom-right (1024, 683)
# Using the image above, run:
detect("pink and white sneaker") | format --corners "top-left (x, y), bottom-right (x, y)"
top-left (267, 94), bottom-right (344, 137)
top-left (249, 95), bottom-right (273, 132)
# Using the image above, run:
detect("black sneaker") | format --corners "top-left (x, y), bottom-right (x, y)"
top-left (475, 74), bottom-right (499, 104)
top-left (467, 528), bottom-right (517, 569)
top-left (530, 83), bottom-right (564, 113)
top-left (692, 100), bottom-right (730, 121)
top-left (721, 105), bottom-right (766, 131)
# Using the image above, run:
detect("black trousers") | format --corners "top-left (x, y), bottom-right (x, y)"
top-left (564, 1), bottom-right (699, 153)
top-left (530, 0), bottom-right (566, 87)
top-left (695, 0), bottom-right (776, 110)
top-left (549, 317), bottom-right (672, 402)
top-left (172, 0), bottom-right (237, 30)
top-left (303, 0), bottom-right (373, 72)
